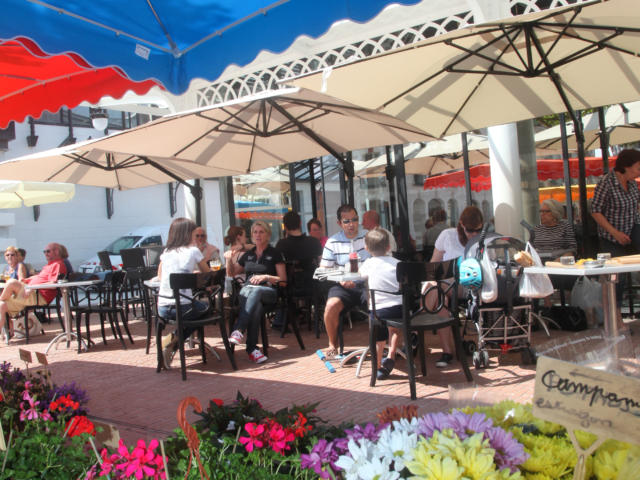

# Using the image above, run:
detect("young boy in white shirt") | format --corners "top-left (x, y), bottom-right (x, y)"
top-left (359, 227), bottom-right (403, 380)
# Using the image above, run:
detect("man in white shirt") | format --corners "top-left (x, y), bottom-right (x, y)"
top-left (320, 205), bottom-right (370, 358)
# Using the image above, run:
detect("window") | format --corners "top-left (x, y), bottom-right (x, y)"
top-left (140, 236), bottom-right (162, 247)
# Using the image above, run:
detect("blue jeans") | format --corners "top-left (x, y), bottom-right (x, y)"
top-left (158, 300), bottom-right (208, 340)
top-left (234, 285), bottom-right (277, 353)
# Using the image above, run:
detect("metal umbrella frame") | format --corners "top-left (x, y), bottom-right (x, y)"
top-left (294, 0), bottom-right (640, 242)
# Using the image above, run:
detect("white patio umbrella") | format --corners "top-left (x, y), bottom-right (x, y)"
top-left (536, 101), bottom-right (640, 151)
top-left (293, 0), bottom-right (640, 239)
top-left (0, 181), bottom-right (75, 208)
top-left (293, 0), bottom-right (640, 139)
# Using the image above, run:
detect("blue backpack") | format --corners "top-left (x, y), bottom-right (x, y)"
top-left (458, 257), bottom-right (483, 290)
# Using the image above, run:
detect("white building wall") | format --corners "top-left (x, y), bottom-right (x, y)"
top-left (0, 119), bottom-right (229, 270)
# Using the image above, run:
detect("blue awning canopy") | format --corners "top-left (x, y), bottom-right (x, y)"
top-left (1, 0), bottom-right (418, 95)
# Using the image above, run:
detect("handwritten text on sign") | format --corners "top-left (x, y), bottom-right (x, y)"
top-left (533, 356), bottom-right (640, 444)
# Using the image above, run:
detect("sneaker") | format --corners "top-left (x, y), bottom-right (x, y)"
top-left (376, 357), bottom-right (395, 380)
top-left (229, 330), bottom-right (244, 345)
top-left (248, 348), bottom-right (268, 364)
top-left (435, 353), bottom-right (454, 368)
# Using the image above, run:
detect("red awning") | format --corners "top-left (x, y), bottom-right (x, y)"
top-left (424, 156), bottom-right (618, 191)
top-left (0, 38), bottom-right (159, 128)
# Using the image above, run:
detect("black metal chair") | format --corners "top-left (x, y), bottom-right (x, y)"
top-left (120, 248), bottom-right (148, 321)
top-left (98, 251), bottom-right (113, 272)
top-left (156, 270), bottom-right (236, 380)
top-left (369, 259), bottom-right (473, 400)
top-left (73, 271), bottom-right (131, 353)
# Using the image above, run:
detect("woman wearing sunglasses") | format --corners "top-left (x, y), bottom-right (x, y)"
top-left (428, 205), bottom-right (484, 368)
top-left (3, 246), bottom-right (26, 281)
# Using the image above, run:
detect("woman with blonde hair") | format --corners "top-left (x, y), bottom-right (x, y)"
top-left (227, 221), bottom-right (286, 364)
top-left (3, 246), bottom-right (26, 281)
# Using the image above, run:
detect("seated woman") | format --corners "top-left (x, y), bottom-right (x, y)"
top-left (158, 217), bottom-right (211, 369)
top-left (427, 205), bottom-right (484, 368)
top-left (3, 246), bottom-right (27, 281)
top-left (223, 226), bottom-right (252, 280)
top-left (533, 199), bottom-right (577, 260)
top-left (533, 199), bottom-right (577, 306)
top-left (227, 220), bottom-right (286, 364)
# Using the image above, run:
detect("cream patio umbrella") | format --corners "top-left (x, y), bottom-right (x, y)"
top-left (0, 181), bottom-right (75, 208)
top-left (0, 87), bottom-right (432, 223)
top-left (293, 0), bottom-right (640, 241)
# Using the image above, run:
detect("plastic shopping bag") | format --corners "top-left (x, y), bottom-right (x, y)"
top-left (480, 249), bottom-right (498, 303)
top-left (570, 276), bottom-right (603, 328)
top-left (519, 242), bottom-right (553, 298)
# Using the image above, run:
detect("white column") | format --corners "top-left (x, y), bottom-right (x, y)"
top-left (488, 123), bottom-right (523, 238)
top-left (183, 180), bottom-right (200, 224)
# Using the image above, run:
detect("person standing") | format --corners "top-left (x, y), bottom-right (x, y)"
top-left (591, 148), bottom-right (640, 257)
top-left (319, 205), bottom-right (370, 358)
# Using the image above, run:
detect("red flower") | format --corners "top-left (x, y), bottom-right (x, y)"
top-left (50, 394), bottom-right (79, 413)
top-left (211, 398), bottom-right (224, 407)
top-left (239, 422), bottom-right (265, 452)
top-left (292, 411), bottom-right (312, 438)
top-left (0, 392), bottom-right (4, 402)
top-left (266, 421), bottom-right (295, 455)
top-left (65, 415), bottom-right (96, 437)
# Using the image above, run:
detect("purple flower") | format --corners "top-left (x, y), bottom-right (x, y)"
top-left (485, 427), bottom-right (529, 472)
top-left (415, 412), bottom-right (455, 438)
top-left (301, 439), bottom-right (339, 478)
top-left (450, 411), bottom-right (494, 439)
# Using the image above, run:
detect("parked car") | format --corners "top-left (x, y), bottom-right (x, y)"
top-left (79, 226), bottom-right (168, 273)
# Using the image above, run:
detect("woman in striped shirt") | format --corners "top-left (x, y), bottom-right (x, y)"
top-left (533, 199), bottom-right (577, 260)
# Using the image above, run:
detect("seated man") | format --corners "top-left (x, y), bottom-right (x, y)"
top-left (0, 243), bottom-right (67, 340)
top-left (274, 211), bottom-right (323, 328)
top-left (320, 205), bottom-right (370, 358)
top-left (193, 226), bottom-right (220, 264)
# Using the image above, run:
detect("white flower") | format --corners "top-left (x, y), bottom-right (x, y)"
top-left (375, 427), bottom-right (419, 472)
top-left (391, 416), bottom-right (419, 434)
top-left (336, 438), bottom-right (375, 479)
top-left (357, 456), bottom-right (400, 480)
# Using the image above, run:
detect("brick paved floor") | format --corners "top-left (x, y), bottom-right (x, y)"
top-left (2, 313), bottom-right (636, 444)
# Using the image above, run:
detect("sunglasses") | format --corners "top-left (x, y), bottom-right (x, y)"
top-left (43, 249), bottom-right (51, 254)
top-left (463, 226), bottom-right (483, 234)
top-left (341, 217), bottom-right (359, 225)
top-left (195, 234), bottom-right (206, 238)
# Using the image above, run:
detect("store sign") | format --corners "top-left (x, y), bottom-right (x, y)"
top-left (533, 356), bottom-right (640, 444)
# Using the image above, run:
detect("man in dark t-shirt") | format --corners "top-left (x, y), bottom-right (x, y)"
top-left (273, 211), bottom-right (321, 328)
top-left (276, 211), bottom-right (322, 270)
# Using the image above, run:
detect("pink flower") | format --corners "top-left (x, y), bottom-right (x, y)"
top-left (115, 439), bottom-right (165, 480)
top-left (239, 422), bottom-right (265, 452)
top-left (267, 422), bottom-right (295, 455)
top-left (19, 391), bottom-right (40, 421)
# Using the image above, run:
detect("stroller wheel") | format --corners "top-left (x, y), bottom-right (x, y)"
top-left (463, 340), bottom-right (476, 356)
top-left (481, 350), bottom-right (490, 367)
top-left (472, 351), bottom-right (483, 369)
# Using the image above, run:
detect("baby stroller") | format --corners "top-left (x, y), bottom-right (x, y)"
top-left (461, 233), bottom-right (535, 368)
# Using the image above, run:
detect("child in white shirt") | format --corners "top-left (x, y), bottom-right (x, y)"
top-left (359, 228), bottom-right (403, 380)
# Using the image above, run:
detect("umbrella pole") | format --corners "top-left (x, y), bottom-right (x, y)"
top-left (462, 132), bottom-right (472, 207)
top-left (598, 107), bottom-right (610, 174)
top-left (559, 114), bottom-right (574, 227)
top-left (346, 152), bottom-right (355, 206)
top-left (573, 115), bottom-right (592, 257)
top-left (393, 144), bottom-right (410, 254)
top-left (385, 146), bottom-right (397, 227)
